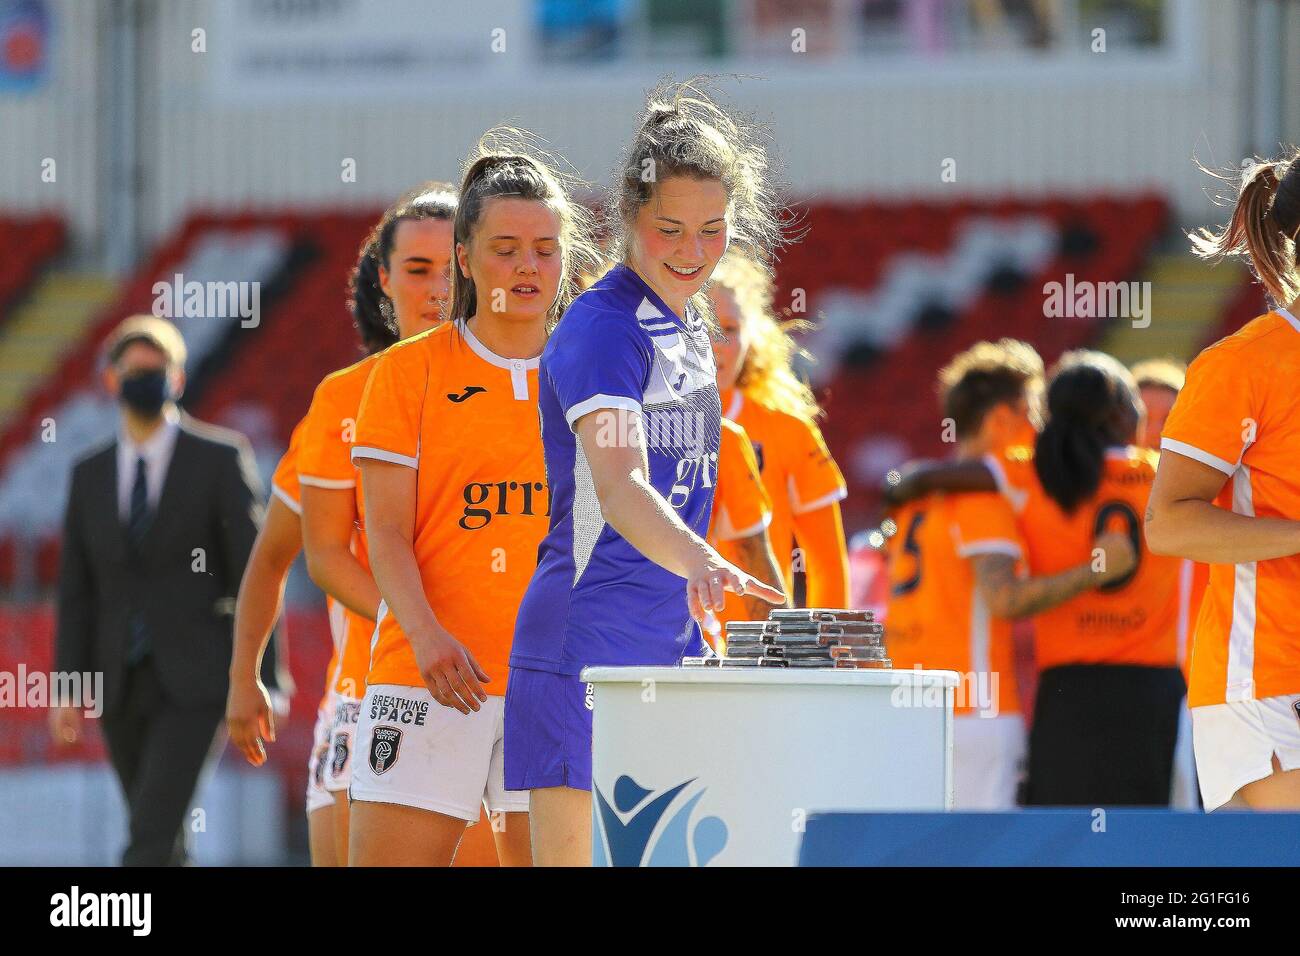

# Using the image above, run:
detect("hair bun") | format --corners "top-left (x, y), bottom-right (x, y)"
top-left (1048, 363), bottom-right (1112, 429)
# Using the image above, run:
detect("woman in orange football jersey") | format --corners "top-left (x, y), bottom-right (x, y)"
top-left (1148, 149), bottom-right (1300, 810)
top-left (348, 133), bottom-right (600, 866)
top-left (705, 417), bottom-right (785, 642)
top-left (886, 352), bottom-right (1183, 805)
top-left (1011, 353), bottom-right (1181, 805)
top-left (1130, 358), bottom-right (1204, 808)
top-left (225, 184), bottom-right (456, 866)
top-left (225, 418), bottom-right (337, 861)
top-left (707, 250), bottom-right (849, 621)
top-left (297, 184), bottom-right (457, 865)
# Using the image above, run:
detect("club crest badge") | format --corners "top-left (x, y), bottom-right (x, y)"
top-left (330, 732), bottom-right (350, 778)
top-left (368, 726), bottom-right (402, 775)
top-left (312, 742), bottom-right (328, 787)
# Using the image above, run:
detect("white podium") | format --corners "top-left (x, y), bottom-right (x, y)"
top-left (583, 666), bottom-right (957, 867)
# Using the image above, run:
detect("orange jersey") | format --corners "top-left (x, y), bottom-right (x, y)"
top-left (270, 418), bottom-right (342, 710)
top-left (351, 321), bottom-right (548, 694)
top-left (708, 418), bottom-right (772, 544)
top-left (1161, 309), bottom-right (1300, 706)
top-left (298, 353), bottom-right (382, 699)
top-left (988, 445), bottom-right (1179, 671)
top-left (270, 417), bottom-right (307, 517)
top-left (721, 389), bottom-right (847, 593)
top-left (709, 418), bottom-right (774, 634)
top-left (885, 491), bottom-right (1022, 716)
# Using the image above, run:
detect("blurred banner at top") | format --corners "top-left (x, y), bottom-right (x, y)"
top-left (208, 0), bottom-right (539, 102)
top-left (208, 0), bottom-right (1169, 103)
top-left (0, 0), bottom-right (49, 92)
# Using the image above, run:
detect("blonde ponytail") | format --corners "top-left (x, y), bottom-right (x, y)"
top-left (710, 249), bottom-right (821, 423)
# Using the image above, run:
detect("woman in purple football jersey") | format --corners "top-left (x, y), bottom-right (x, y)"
top-left (506, 81), bottom-right (793, 865)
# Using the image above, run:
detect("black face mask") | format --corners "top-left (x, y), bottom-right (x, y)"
top-left (119, 369), bottom-right (171, 418)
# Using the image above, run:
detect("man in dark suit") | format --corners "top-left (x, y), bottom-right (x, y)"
top-left (50, 315), bottom-right (264, 866)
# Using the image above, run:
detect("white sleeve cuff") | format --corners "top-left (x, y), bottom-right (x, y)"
top-left (956, 539), bottom-right (1022, 560)
top-left (713, 509), bottom-right (773, 543)
top-left (271, 484), bottom-right (301, 514)
top-left (565, 394), bottom-right (643, 430)
top-left (350, 446), bottom-right (417, 469)
top-left (298, 474), bottom-right (357, 490)
top-left (788, 482), bottom-right (847, 516)
top-left (1159, 437), bottom-right (1236, 476)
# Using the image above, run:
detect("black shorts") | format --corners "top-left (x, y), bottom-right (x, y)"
top-left (1024, 663), bottom-right (1186, 807)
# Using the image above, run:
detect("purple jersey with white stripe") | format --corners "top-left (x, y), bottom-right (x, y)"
top-left (510, 264), bottom-right (720, 675)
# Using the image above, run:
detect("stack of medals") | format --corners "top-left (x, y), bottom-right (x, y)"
top-left (683, 609), bottom-right (890, 669)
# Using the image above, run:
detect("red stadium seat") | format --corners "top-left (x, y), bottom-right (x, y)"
top-left (0, 536), bottom-right (14, 589)
top-left (35, 536), bottom-right (61, 588)
top-left (791, 194), bottom-right (1169, 530)
top-left (0, 213), bottom-right (65, 328)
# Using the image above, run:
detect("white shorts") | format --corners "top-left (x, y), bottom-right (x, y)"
top-left (1170, 699), bottom-right (1199, 809)
top-left (952, 713), bottom-right (1026, 810)
top-left (350, 684), bottom-right (529, 823)
top-left (1192, 694), bottom-right (1300, 811)
top-left (305, 702), bottom-right (335, 814)
top-left (324, 693), bottom-right (361, 793)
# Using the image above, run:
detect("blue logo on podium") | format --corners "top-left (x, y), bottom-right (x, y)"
top-left (593, 774), bottom-right (728, 867)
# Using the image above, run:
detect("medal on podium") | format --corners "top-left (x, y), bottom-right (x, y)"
top-left (684, 608), bottom-right (892, 669)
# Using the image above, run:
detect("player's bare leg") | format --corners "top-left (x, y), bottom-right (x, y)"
top-left (331, 789), bottom-right (350, 866)
top-left (1236, 754), bottom-right (1300, 809)
top-left (307, 805), bottom-right (337, 867)
top-left (529, 786), bottom-right (591, 866)
top-left (349, 801), bottom-right (467, 866)
top-left (490, 810), bottom-right (533, 867)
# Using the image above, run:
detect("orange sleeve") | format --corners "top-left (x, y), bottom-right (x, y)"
top-left (948, 492), bottom-right (1023, 561)
top-left (1161, 342), bottom-right (1260, 476)
top-left (270, 418), bottom-right (306, 514)
top-left (712, 420), bottom-right (772, 541)
top-left (793, 498), bottom-right (850, 608)
top-left (983, 447), bottom-right (1037, 514)
top-left (352, 346), bottom-right (426, 469)
top-left (785, 416), bottom-right (847, 515)
top-left (298, 377), bottom-right (357, 489)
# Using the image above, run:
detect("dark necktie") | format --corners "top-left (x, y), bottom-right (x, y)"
top-left (128, 455), bottom-right (149, 545)
top-left (126, 455), bottom-right (151, 665)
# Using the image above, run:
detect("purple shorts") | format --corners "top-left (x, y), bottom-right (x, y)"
top-left (504, 667), bottom-right (594, 792)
